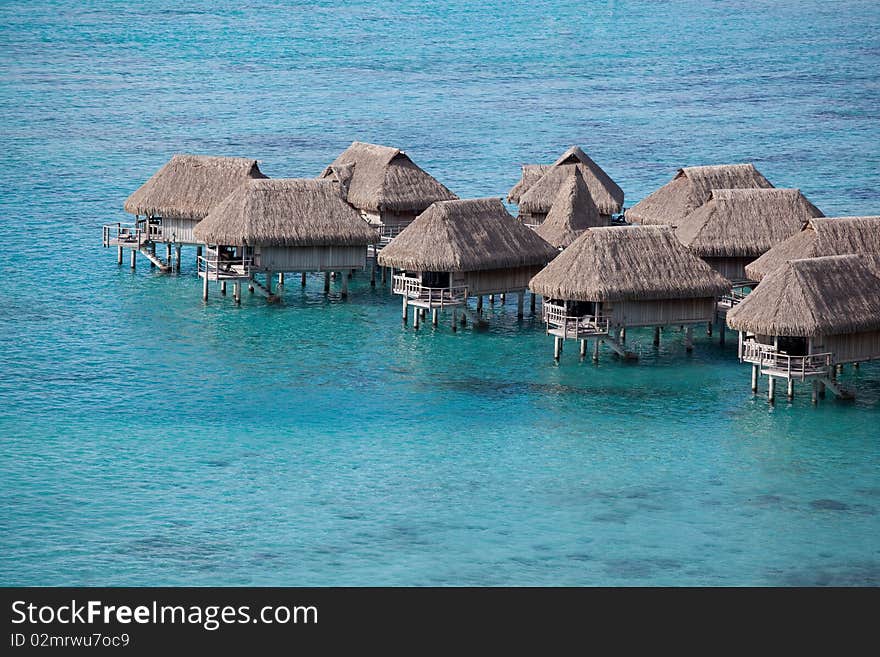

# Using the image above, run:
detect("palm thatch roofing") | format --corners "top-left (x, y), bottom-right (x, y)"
top-left (745, 216), bottom-right (880, 281)
top-left (675, 188), bottom-right (824, 258)
top-left (376, 198), bottom-right (558, 272)
top-left (192, 179), bottom-right (379, 247)
top-left (319, 141), bottom-right (456, 213)
top-left (518, 146), bottom-right (624, 216)
top-left (533, 167), bottom-right (605, 249)
top-left (627, 163), bottom-right (773, 226)
top-left (529, 225), bottom-right (731, 301)
top-left (727, 254), bottom-right (880, 337)
top-left (124, 154), bottom-right (267, 220)
top-left (507, 164), bottom-right (550, 204)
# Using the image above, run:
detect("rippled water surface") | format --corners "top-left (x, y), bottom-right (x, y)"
top-left (1, 0), bottom-right (879, 585)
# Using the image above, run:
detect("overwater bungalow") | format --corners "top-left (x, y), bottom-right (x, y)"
top-left (319, 141), bottom-right (457, 241)
top-left (191, 178), bottom-right (378, 303)
top-left (745, 216), bottom-right (880, 282)
top-left (627, 163), bottom-right (773, 226)
top-left (507, 164), bottom-right (550, 205)
top-left (516, 146), bottom-right (624, 226)
top-left (104, 154), bottom-right (267, 271)
top-left (377, 198), bottom-right (558, 329)
top-left (727, 254), bottom-right (880, 403)
top-left (529, 225), bottom-right (731, 360)
top-left (532, 168), bottom-right (606, 249)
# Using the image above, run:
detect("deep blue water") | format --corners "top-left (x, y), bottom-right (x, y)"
top-left (1, 0), bottom-right (879, 585)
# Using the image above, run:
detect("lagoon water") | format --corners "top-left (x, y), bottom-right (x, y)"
top-left (1, 0), bottom-right (879, 585)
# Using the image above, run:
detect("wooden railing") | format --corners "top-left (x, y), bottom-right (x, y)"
top-left (542, 303), bottom-right (610, 339)
top-left (198, 254), bottom-right (253, 281)
top-left (392, 275), bottom-right (467, 307)
top-left (718, 287), bottom-right (750, 309)
top-left (740, 341), bottom-right (833, 379)
top-left (102, 221), bottom-right (161, 247)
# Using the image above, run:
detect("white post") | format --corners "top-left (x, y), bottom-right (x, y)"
top-left (432, 308), bottom-right (439, 327)
top-left (130, 249), bottom-right (136, 269)
top-left (554, 336), bottom-right (562, 361)
top-left (278, 272), bottom-right (285, 287)
top-left (233, 281), bottom-right (241, 305)
top-left (768, 376), bottom-right (776, 404)
top-left (413, 306), bottom-right (420, 329)
top-left (580, 339), bottom-right (587, 359)
top-left (787, 378), bottom-right (794, 400)
top-left (220, 280), bottom-right (227, 296)
top-left (117, 246), bottom-right (123, 265)
top-left (202, 269), bottom-right (209, 301)
top-left (402, 295), bottom-right (408, 324)
top-left (751, 365), bottom-right (759, 393)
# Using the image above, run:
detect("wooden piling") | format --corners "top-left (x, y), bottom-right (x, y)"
top-left (324, 271), bottom-right (331, 293)
top-left (685, 326), bottom-right (693, 352)
top-left (751, 364), bottom-right (759, 393)
top-left (719, 322), bottom-right (726, 345)
top-left (402, 296), bottom-right (408, 324)
top-left (382, 266), bottom-right (388, 286)
top-left (593, 339), bottom-right (600, 363)
top-left (768, 376), bottom-right (776, 404)
top-left (149, 243), bottom-right (156, 269)
top-left (432, 308), bottom-right (438, 327)
top-left (707, 321), bottom-right (713, 337)
top-left (530, 292), bottom-right (536, 315)
top-left (301, 272), bottom-right (307, 287)
top-left (265, 270), bottom-right (273, 295)
top-left (653, 326), bottom-right (660, 347)
top-left (278, 272), bottom-right (285, 286)
top-left (413, 306), bottom-right (420, 329)
top-left (341, 272), bottom-right (348, 298)
top-left (175, 245), bottom-right (181, 272)
top-left (811, 379), bottom-right (818, 404)
top-left (166, 243), bottom-right (172, 267)
top-left (220, 280), bottom-right (227, 295)
top-left (451, 308), bottom-right (458, 332)
top-left (130, 249), bottom-right (136, 269)
top-left (786, 378), bottom-right (794, 400)
top-left (476, 296), bottom-right (483, 314)
top-left (580, 339), bottom-right (587, 359)
top-left (818, 380), bottom-right (826, 399)
top-left (490, 294), bottom-right (495, 305)
top-left (517, 291), bottom-right (524, 319)
top-left (202, 271), bottom-right (209, 301)
top-left (370, 261), bottom-right (376, 287)
top-left (501, 293), bottom-right (506, 305)
top-left (554, 336), bottom-right (562, 361)
top-left (620, 327), bottom-right (626, 343)
top-left (196, 245), bottom-right (202, 266)
top-left (233, 281), bottom-right (241, 305)
top-left (117, 246), bottom-right (123, 265)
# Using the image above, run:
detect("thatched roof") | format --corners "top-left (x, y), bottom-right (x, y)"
top-left (124, 154), bottom-right (267, 219)
top-left (377, 198), bottom-right (558, 272)
top-left (627, 164), bottom-right (773, 226)
top-left (675, 188), bottom-right (823, 258)
top-left (319, 141), bottom-right (456, 213)
top-left (507, 165), bottom-right (550, 204)
top-left (727, 254), bottom-right (880, 337)
top-left (529, 225), bottom-right (731, 301)
top-left (745, 216), bottom-right (880, 281)
top-left (193, 179), bottom-right (379, 247)
top-left (518, 146), bottom-right (624, 216)
top-left (533, 168), bottom-right (605, 248)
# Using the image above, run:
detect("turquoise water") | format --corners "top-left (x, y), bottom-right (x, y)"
top-left (1, 0), bottom-right (879, 585)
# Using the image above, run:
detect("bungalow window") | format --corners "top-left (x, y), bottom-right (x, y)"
top-left (776, 336), bottom-right (807, 356)
top-left (421, 271), bottom-right (450, 288)
top-left (568, 300), bottom-right (597, 317)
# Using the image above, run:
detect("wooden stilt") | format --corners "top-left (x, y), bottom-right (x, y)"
top-left (501, 293), bottom-right (506, 305)
top-left (460, 311), bottom-right (466, 326)
top-left (175, 245), bottom-right (181, 272)
top-left (149, 243), bottom-right (156, 269)
top-left (811, 379), bottom-right (818, 404)
top-left (202, 270), bottom-right (209, 301)
top-left (382, 266), bottom-right (388, 286)
top-left (719, 322), bottom-right (726, 345)
top-left (117, 246), bottom-right (123, 265)
top-left (751, 365), bottom-right (759, 393)
top-left (370, 261), bottom-right (376, 287)
top-left (452, 308), bottom-right (458, 332)
top-left (166, 243), bottom-right (172, 267)
top-left (707, 321), bottom-right (713, 337)
top-left (786, 378), bottom-right (794, 400)
top-left (593, 339), bottom-right (600, 362)
top-left (490, 294), bottom-right (495, 305)
top-left (554, 336), bottom-right (562, 361)
top-left (530, 292), bottom-right (536, 315)
top-left (130, 249), bottom-right (136, 269)
top-left (341, 272), bottom-right (348, 298)
top-left (477, 296), bottom-right (483, 314)
top-left (653, 326), bottom-right (660, 347)
top-left (265, 270), bottom-right (273, 295)
top-left (233, 281), bottom-right (241, 304)
top-left (324, 271), bottom-right (331, 293)
top-left (620, 327), bottom-right (626, 343)
top-left (220, 280), bottom-right (227, 295)
top-left (768, 376), bottom-right (776, 404)
top-left (413, 306), bottom-right (420, 329)
top-left (854, 361), bottom-right (860, 370)
top-left (580, 339), bottom-right (587, 359)
top-left (819, 380), bottom-right (826, 399)
top-left (301, 272), bottom-right (307, 287)
top-left (278, 272), bottom-right (285, 286)
top-left (248, 278), bottom-right (254, 293)
top-left (196, 245), bottom-right (202, 266)
top-left (402, 296), bottom-right (408, 324)
top-left (517, 291), bottom-right (524, 319)
top-left (685, 326), bottom-right (694, 352)
top-left (432, 308), bottom-right (438, 327)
